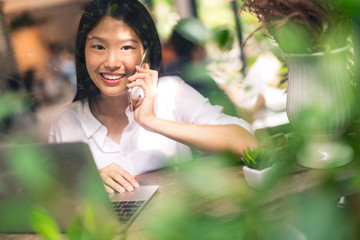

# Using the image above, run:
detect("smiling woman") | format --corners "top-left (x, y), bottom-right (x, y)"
top-left (49, 0), bottom-right (258, 194)
top-left (84, 16), bottom-right (143, 96)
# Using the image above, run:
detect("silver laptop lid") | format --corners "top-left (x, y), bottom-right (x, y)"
top-left (0, 142), bottom-right (120, 234)
top-left (109, 185), bottom-right (159, 202)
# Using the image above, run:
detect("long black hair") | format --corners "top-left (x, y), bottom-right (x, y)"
top-left (73, 0), bottom-right (162, 103)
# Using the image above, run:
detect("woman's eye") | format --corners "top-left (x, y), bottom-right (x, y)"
top-left (92, 45), bottom-right (104, 50)
top-left (121, 45), bottom-right (134, 51)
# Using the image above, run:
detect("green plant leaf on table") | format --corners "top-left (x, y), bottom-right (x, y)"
top-left (240, 147), bottom-right (276, 170)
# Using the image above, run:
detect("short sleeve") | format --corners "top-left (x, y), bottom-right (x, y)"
top-left (47, 102), bottom-right (89, 144)
top-left (157, 76), bottom-right (254, 134)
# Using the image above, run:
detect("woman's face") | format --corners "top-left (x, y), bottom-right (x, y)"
top-left (85, 15), bottom-right (144, 98)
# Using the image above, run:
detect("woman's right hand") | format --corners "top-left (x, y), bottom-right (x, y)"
top-left (99, 163), bottom-right (139, 193)
top-left (127, 63), bottom-right (158, 129)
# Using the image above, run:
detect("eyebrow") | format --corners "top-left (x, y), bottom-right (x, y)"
top-left (87, 35), bottom-right (104, 42)
top-left (87, 35), bottom-right (140, 44)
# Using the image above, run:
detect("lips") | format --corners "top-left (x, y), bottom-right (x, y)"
top-left (100, 73), bottom-right (125, 85)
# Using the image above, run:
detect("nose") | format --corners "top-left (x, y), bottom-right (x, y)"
top-left (104, 50), bottom-right (122, 69)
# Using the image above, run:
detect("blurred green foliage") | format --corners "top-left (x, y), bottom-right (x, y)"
top-left (138, 146), bottom-right (360, 239)
top-left (29, 207), bottom-right (62, 240)
top-left (1, 0), bottom-right (360, 239)
top-left (210, 26), bottom-right (235, 52)
top-left (0, 144), bottom-right (119, 239)
top-left (238, 0), bottom-right (353, 53)
top-left (0, 92), bottom-right (28, 122)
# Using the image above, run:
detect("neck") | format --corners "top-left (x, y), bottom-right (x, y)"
top-left (91, 91), bottom-right (129, 117)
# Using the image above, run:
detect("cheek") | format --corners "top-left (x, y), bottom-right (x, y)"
top-left (132, 54), bottom-right (144, 72)
top-left (84, 51), bottom-right (98, 75)
top-left (124, 57), bottom-right (139, 74)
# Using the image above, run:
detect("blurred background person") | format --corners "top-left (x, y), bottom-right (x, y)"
top-left (163, 18), bottom-right (239, 117)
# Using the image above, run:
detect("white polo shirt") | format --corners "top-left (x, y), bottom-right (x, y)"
top-left (49, 76), bottom-right (253, 176)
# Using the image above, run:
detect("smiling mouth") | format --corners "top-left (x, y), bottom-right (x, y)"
top-left (101, 73), bottom-right (125, 80)
top-left (100, 73), bottom-right (125, 84)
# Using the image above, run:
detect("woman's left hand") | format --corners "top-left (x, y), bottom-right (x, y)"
top-left (127, 63), bottom-right (158, 128)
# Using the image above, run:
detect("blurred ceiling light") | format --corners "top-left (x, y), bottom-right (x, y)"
top-left (3, 0), bottom-right (87, 13)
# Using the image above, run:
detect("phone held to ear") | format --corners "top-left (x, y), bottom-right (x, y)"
top-left (128, 86), bottom-right (144, 110)
top-left (128, 49), bottom-right (149, 112)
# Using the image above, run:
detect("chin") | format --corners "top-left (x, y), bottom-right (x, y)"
top-left (101, 88), bottom-right (128, 98)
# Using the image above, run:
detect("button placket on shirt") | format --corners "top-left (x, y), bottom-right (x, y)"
top-left (120, 126), bottom-right (133, 157)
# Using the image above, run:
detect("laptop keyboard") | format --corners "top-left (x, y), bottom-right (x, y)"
top-left (112, 200), bottom-right (145, 223)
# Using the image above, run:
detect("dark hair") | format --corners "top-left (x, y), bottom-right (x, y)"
top-left (168, 30), bottom-right (196, 59)
top-left (73, 0), bottom-right (162, 103)
top-left (167, 18), bottom-right (207, 59)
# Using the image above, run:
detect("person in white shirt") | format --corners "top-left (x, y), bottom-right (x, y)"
top-left (49, 0), bottom-right (258, 194)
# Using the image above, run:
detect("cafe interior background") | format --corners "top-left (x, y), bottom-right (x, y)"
top-left (1, 0), bottom-right (360, 239)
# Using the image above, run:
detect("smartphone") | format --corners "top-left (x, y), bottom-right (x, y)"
top-left (128, 49), bottom-right (149, 112)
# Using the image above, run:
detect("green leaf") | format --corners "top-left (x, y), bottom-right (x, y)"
top-left (241, 147), bottom-right (275, 170)
top-left (29, 207), bottom-right (62, 240)
top-left (107, 3), bottom-right (118, 15)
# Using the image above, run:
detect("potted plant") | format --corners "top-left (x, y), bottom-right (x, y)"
top-left (241, 147), bottom-right (277, 191)
top-left (238, 0), bottom-right (352, 54)
top-left (237, 0), bottom-right (356, 168)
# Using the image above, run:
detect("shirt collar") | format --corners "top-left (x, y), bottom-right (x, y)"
top-left (78, 100), bottom-right (136, 137)
top-left (78, 100), bottom-right (103, 139)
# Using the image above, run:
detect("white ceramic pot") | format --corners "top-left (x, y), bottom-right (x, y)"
top-left (284, 47), bottom-right (354, 134)
top-left (243, 165), bottom-right (275, 191)
top-left (283, 47), bottom-right (355, 168)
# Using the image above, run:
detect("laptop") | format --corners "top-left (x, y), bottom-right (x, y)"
top-left (0, 142), bottom-right (159, 235)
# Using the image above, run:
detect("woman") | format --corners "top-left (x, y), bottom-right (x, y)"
top-left (49, 0), bottom-right (258, 193)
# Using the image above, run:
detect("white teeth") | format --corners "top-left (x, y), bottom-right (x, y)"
top-left (102, 74), bottom-right (123, 80)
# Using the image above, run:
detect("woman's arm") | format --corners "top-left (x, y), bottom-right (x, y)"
top-left (141, 118), bottom-right (258, 156)
top-left (127, 64), bottom-right (258, 156)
